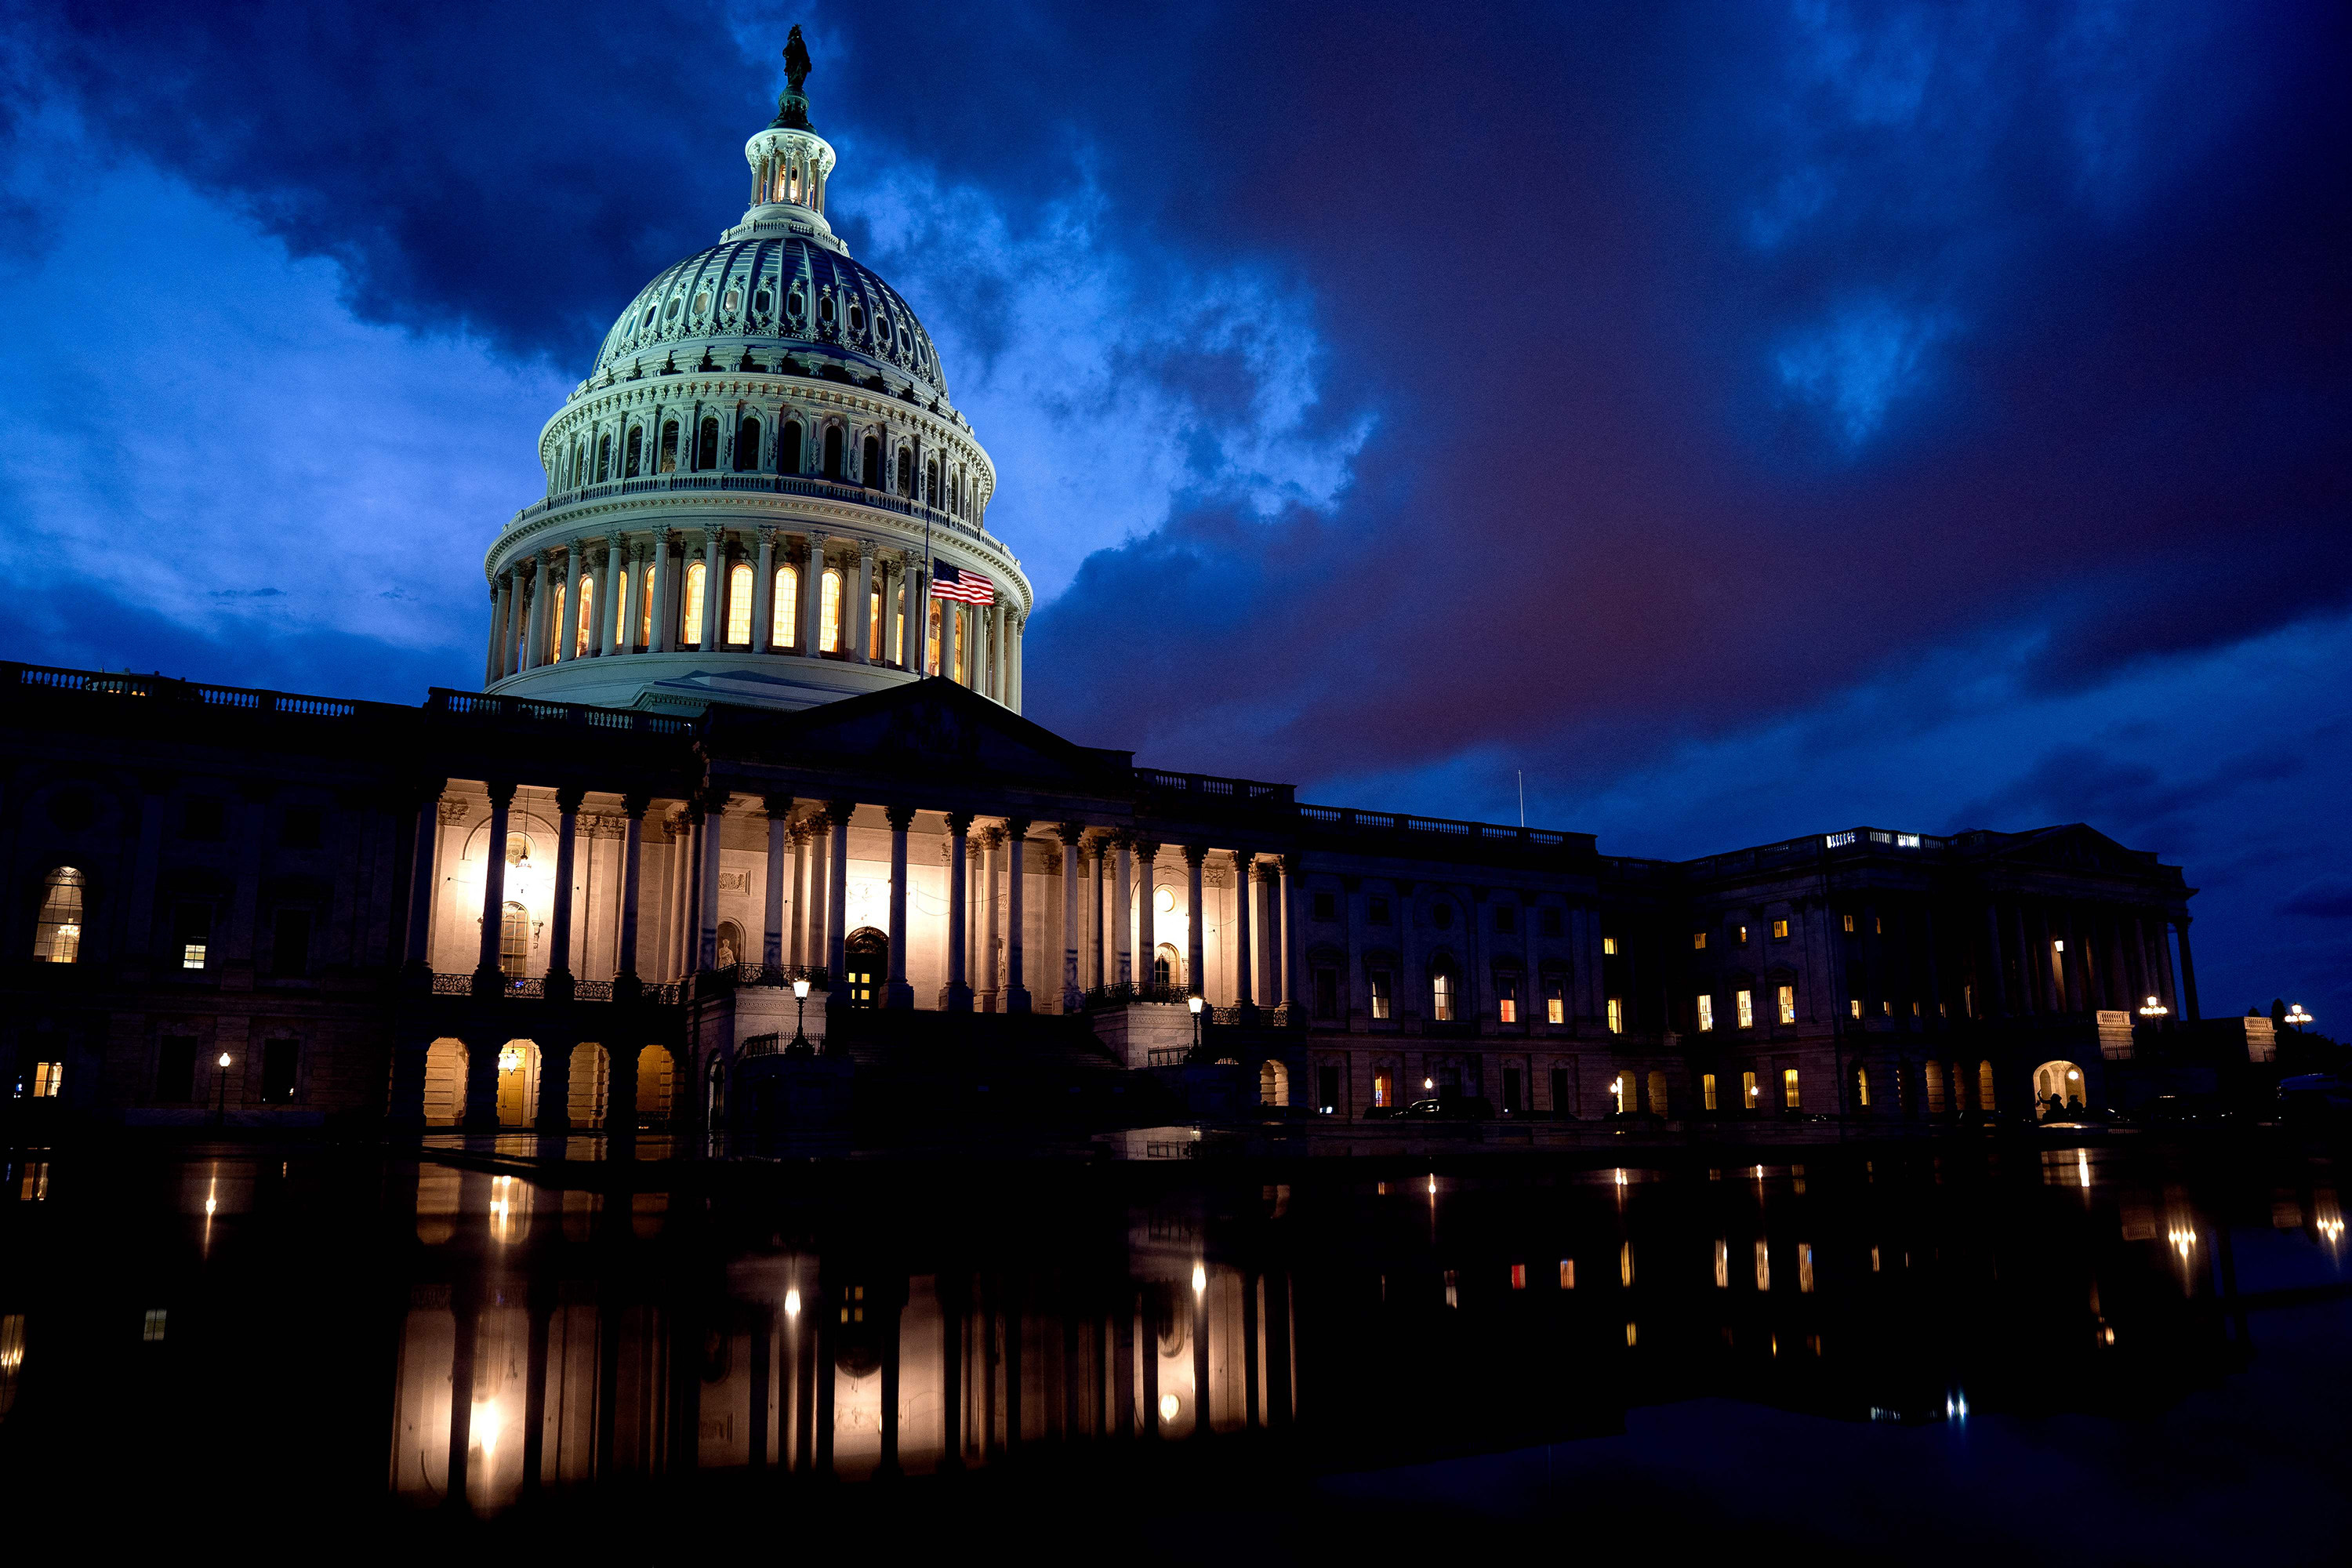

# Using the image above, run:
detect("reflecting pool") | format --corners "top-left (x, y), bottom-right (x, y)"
top-left (2, 1133), bottom-right (2347, 1559)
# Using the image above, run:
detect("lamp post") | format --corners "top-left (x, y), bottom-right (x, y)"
top-left (2137, 994), bottom-right (2169, 1021)
top-left (2284, 1004), bottom-right (2315, 1033)
top-left (789, 975), bottom-right (812, 1056)
top-left (212, 1051), bottom-right (232, 1125)
top-left (1187, 993), bottom-right (1203, 1062)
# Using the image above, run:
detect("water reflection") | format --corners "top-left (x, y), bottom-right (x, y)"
top-left (2, 1138), bottom-right (2347, 1525)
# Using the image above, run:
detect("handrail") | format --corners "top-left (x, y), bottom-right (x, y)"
top-left (507, 471), bottom-right (989, 546)
top-left (3, 662), bottom-right (382, 720)
top-left (426, 688), bottom-right (695, 736)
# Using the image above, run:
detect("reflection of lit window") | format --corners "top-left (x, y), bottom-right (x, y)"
top-left (1744, 1070), bottom-right (1759, 1106)
top-left (1798, 1243), bottom-right (1814, 1294)
top-left (1620, 1243), bottom-right (1633, 1287)
top-left (1602, 935), bottom-right (1617, 955)
top-left (1755, 1240), bottom-right (1771, 1290)
top-left (1714, 1240), bottom-right (1729, 1288)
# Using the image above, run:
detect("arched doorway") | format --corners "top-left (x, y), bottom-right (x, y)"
top-left (844, 927), bottom-right (887, 1008)
top-left (2034, 1060), bottom-right (2087, 1118)
top-left (635, 1045), bottom-right (675, 1127)
top-left (423, 1039), bottom-right (466, 1126)
top-left (568, 1043), bottom-right (608, 1128)
top-left (1259, 1059), bottom-right (1290, 1108)
top-left (1154, 942), bottom-right (1181, 993)
top-left (493, 1040), bottom-right (539, 1127)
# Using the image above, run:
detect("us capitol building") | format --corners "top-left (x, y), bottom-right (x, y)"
top-left (0, 43), bottom-right (2262, 1137)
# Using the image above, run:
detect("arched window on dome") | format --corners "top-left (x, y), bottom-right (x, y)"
top-left (820, 568), bottom-right (841, 654)
top-left (897, 444), bottom-right (913, 499)
top-left (611, 564), bottom-right (630, 653)
top-left (696, 417), bottom-right (720, 472)
top-left (926, 460), bottom-right (939, 507)
top-left (734, 416), bottom-right (760, 473)
top-left (659, 421), bottom-right (680, 475)
top-left (34, 867), bottom-right (86, 964)
top-left (622, 426), bottom-right (644, 479)
top-left (595, 432), bottom-right (612, 482)
top-left (869, 579), bottom-right (883, 659)
top-left (773, 565), bottom-right (797, 648)
top-left (780, 419), bottom-right (803, 475)
top-left (725, 563), bottom-right (753, 646)
top-left (861, 435), bottom-right (882, 491)
top-left (640, 565), bottom-right (656, 648)
top-left (681, 561), bottom-right (706, 648)
top-left (547, 583), bottom-right (566, 662)
top-left (575, 574), bottom-right (595, 656)
top-left (822, 426), bottom-right (844, 481)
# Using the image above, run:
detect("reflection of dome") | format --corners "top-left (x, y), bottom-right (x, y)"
top-left (592, 237), bottom-right (949, 404)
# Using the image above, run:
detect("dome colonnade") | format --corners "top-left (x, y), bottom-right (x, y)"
top-left (481, 29), bottom-right (1029, 717)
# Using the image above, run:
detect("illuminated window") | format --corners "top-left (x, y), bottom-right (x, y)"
top-left (1560, 1259), bottom-right (1575, 1289)
top-left (1545, 978), bottom-right (1565, 1025)
top-left (1714, 1239), bottom-right (1729, 1288)
top-left (548, 583), bottom-right (565, 659)
top-left (681, 561), bottom-right (706, 647)
top-left (1854, 1066), bottom-right (1871, 1107)
top-left (31, 1061), bottom-right (64, 1098)
top-left (1798, 1243), bottom-right (1815, 1294)
top-left (820, 568), bottom-right (841, 652)
top-left (1977, 1060), bottom-right (1996, 1111)
top-left (575, 575), bottom-right (594, 655)
top-left (1606, 997), bottom-right (1623, 1034)
top-left (726, 563), bottom-right (753, 645)
top-left (1781, 1067), bottom-right (1800, 1109)
top-left (1924, 1062), bottom-right (1946, 1115)
top-left (1693, 931), bottom-right (1708, 950)
top-left (612, 566), bottom-right (629, 651)
top-left (1772, 918), bottom-right (1788, 939)
top-left (1695, 993), bottom-right (1714, 1032)
top-left (1736, 989), bottom-right (1754, 1029)
top-left (1842, 913), bottom-right (1855, 934)
top-left (1874, 915), bottom-right (1882, 935)
top-left (1431, 971), bottom-right (1454, 1022)
top-left (176, 904), bottom-right (211, 971)
top-left (143, 1308), bottom-right (167, 1342)
top-left (1370, 970), bottom-right (1392, 1020)
top-left (869, 583), bottom-right (882, 659)
top-left (773, 565), bottom-right (798, 646)
top-left (1702, 1073), bottom-right (1719, 1111)
top-left (1743, 1070), bottom-right (1759, 1107)
top-left (1848, 998), bottom-right (1863, 1019)
top-left (1619, 1242), bottom-right (1634, 1288)
top-left (840, 1284), bottom-right (866, 1324)
top-left (1755, 1239), bottom-right (1771, 1290)
top-left (1372, 1070), bottom-right (1392, 1107)
top-left (926, 598), bottom-right (942, 674)
top-left (624, 424), bottom-right (644, 477)
top-left (1602, 935), bottom-right (1618, 955)
top-left (640, 565), bottom-right (655, 646)
top-left (1737, 924), bottom-right (1749, 945)
top-left (32, 868), bottom-right (85, 963)
top-left (499, 902), bottom-right (529, 978)
top-left (1509, 1263), bottom-right (1526, 1290)
top-left (1777, 984), bottom-right (1796, 1024)
top-left (1496, 975), bottom-right (1518, 1024)
top-left (658, 419), bottom-right (679, 473)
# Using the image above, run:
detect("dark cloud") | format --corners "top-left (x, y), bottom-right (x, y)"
top-left (2279, 878), bottom-right (2352, 922)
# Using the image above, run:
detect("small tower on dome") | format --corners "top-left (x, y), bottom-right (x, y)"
top-left (730, 25), bottom-right (842, 248)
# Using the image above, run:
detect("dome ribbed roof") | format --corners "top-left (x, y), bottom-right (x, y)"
top-left (591, 236), bottom-right (947, 400)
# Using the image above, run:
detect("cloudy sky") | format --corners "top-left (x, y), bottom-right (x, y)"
top-left (2, 2), bottom-right (2346, 1021)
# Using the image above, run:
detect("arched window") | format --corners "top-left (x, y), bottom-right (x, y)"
top-left (897, 445), bottom-right (913, 497)
top-left (681, 561), bottom-right (706, 648)
top-left (696, 417), bottom-right (720, 471)
top-left (820, 568), bottom-right (841, 652)
top-left (595, 431), bottom-right (612, 481)
top-left (1853, 1065), bottom-right (1871, 1109)
top-left (926, 460), bottom-right (939, 506)
top-left (822, 425), bottom-right (844, 480)
top-left (33, 867), bottom-right (85, 963)
top-left (869, 581), bottom-right (883, 659)
top-left (774, 565), bottom-right (798, 646)
top-left (611, 564), bottom-right (630, 652)
top-left (780, 419), bottom-right (804, 474)
top-left (499, 902), bottom-right (529, 978)
top-left (659, 421), bottom-right (680, 474)
top-left (547, 584), bottom-right (565, 660)
top-left (640, 564), bottom-right (656, 647)
top-left (623, 426), bottom-right (644, 478)
top-left (734, 416), bottom-right (760, 472)
top-left (862, 434), bottom-right (882, 489)
top-left (726, 562), bottom-right (753, 645)
top-left (575, 574), bottom-right (594, 655)
top-left (1977, 1059), bottom-right (1996, 1112)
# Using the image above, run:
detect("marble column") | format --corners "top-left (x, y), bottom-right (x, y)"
top-left (698, 794), bottom-right (728, 970)
top-left (604, 535), bottom-right (629, 653)
top-left (546, 786), bottom-right (583, 996)
top-left (804, 813), bottom-right (829, 973)
top-left (526, 555), bottom-right (553, 670)
top-left (946, 811), bottom-right (973, 1011)
top-left (484, 580), bottom-right (507, 685)
top-left (852, 540), bottom-right (873, 663)
top-left (1135, 841), bottom-right (1159, 994)
top-left (981, 826), bottom-right (1003, 1007)
top-left (617, 793), bottom-right (646, 993)
top-left (1088, 836), bottom-right (1108, 992)
top-left (474, 781), bottom-right (516, 988)
top-left (1005, 818), bottom-right (1031, 1013)
top-left (753, 528), bottom-right (779, 653)
top-left (826, 800), bottom-right (851, 981)
top-left (649, 528), bottom-right (673, 653)
top-left (1112, 834), bottom-right (1133, 989)
top-left (800, 537), bottom-right (826, 655)
top-left (403, 779), bottom-right (445, 977)
top-left (762, 795), bottom-right (791, 969)
top-left (699, 528), bottom-right (724, 649)
top-left (1058, 823), bottom-right (1086, 1011)
top-left (1184, 846), bottom-right (1207, 998)
top-left (550, 548), bottom-right (572, 662)
top-left (885, 804), bottom-right (914, 1007)
top-left (789, 818), bottom-right (811, 970)
top-left (1232, 850), bottom-right (1256, 1011)
top-left (1982, 902), bottom-right (2008, 1016)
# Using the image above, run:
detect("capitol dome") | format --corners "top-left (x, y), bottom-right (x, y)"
top-left (477, 31), bottom-right (1029, 720)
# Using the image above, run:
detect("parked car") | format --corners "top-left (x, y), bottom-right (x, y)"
top-left (1399, 1097), bottom-right (1494, 1121)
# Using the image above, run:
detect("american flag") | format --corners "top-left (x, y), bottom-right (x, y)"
top-left (929, 562), bottom-right (996, 605)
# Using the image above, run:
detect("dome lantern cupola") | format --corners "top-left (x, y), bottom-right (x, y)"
top-left (731, 25), bottom-right (840, 249)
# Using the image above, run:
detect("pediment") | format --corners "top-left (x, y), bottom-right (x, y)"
top-left (1999, 824), bottom-right (2150, 876)
top-left (703, 677), bottom-right (1131, 793)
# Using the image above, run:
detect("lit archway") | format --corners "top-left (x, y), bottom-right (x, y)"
top-left (568, 1042), bottom-right (608, 1127)
top-left (2034, 1059), bottom-right (2086, 1118)
top-left (423, 1039), bottom-right (467, 1126)
top-left (1259, 1059), bottom-right (1290, 1108)
top-left (635, 1045), bottom-right (676, 1127)
top-left (494, 1040), bottom-right (539, 1127)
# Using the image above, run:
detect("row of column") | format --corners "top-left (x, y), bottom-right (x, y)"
top-left (1974, 895), bottom-right (2194, 1020)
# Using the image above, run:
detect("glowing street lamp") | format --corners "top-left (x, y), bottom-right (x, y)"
top-left (2137, 994), bottom-right (2169, 1020)
top-left (212, 1051), bottom-right (233, 1124)
top-left (1188, 993), bottom-right (1203, 1059)
top-left (789, 975), bottom-right (812, 1055)
top-left (2284, 1004), bottom-right (2315, 1032)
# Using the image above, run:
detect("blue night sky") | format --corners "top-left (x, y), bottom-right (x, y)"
top-left (2, 3), bottom-right (2346, 1022)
